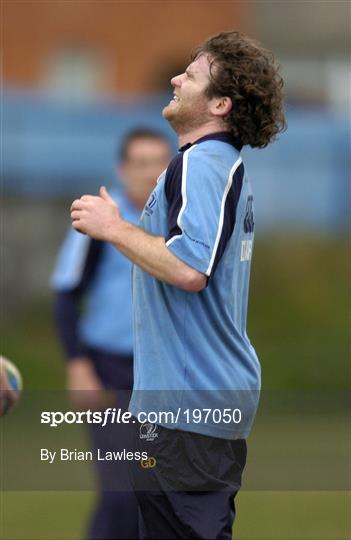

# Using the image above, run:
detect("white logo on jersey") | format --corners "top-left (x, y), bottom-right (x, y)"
top-left (240, 240), bottom-right (253, 262)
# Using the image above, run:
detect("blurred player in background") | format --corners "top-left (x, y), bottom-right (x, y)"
top-left (51, 128), bottom-right (171, 540)
top-left (70, 31), bottom-right (285, 540)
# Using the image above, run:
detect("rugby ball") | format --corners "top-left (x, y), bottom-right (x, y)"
top-left (1, 356), bottom-right (23, 415)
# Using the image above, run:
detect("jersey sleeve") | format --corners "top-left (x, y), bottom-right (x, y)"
top-left (50, 227), bottom-right (102, 360)
top-left (51, 226), bottom-right (103, 292)
top-left (50, 228), bottom-right (94, 290)
top-left (165, 146), bottom-right (243, 277)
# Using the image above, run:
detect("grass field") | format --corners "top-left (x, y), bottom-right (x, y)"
top-left (1, 491), bottom-right (350, 539)
top-left (1, 237), bottom-right (350, 539)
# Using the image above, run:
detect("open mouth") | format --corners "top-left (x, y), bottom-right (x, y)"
top-left (170, 95), bottom-right (180, 104)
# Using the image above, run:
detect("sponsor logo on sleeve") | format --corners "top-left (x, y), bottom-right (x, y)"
top-left (240, 239), bottom-right (253, 262)
top-left (243, 195), bottom-right (254, 234)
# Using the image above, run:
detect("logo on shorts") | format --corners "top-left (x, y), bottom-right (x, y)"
top-left (140, 456), bottom-right (157, 469)
top-left (139, 422), bottom-right (158, 442)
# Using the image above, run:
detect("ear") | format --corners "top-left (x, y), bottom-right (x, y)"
top-left (211, 96), bottom-right (232, 118)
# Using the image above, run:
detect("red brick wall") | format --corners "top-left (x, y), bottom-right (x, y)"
top-left (2, 0), bottom-right (248, 93)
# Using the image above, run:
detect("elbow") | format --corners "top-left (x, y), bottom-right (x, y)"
top-left (176, 268), bottom-right (207, 293)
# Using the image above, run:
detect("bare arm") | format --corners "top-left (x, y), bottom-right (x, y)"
top-left (71, 187), bottom-right (206, 292)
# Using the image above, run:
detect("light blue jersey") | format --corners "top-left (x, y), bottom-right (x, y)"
top-left (129, 133), bottom-right (261, 439)
top-left (51, 188), bottom-right (139, 354)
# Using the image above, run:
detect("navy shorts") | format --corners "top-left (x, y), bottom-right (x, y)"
top-left (129, 421), bottom-right (247, 539)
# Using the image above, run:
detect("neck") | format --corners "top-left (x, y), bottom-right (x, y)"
top-left (177, 121), bottom-right (230, 148)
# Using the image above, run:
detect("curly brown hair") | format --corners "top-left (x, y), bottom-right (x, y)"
top-left (192, 31), bottom-right (286, 148)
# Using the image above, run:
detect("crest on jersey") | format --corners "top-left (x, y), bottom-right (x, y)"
top-left (144, 190), bottom-right (157, 216)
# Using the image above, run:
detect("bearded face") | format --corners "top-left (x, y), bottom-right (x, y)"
top-left (162, 55), bottom-right (214, 134)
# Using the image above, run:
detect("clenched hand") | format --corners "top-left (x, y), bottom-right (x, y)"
top-left (71, 186), bottom-right (121, 242)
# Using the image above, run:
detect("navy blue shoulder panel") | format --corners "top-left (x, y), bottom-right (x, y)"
top-left (164, 153), bottom-right (184, 242)
top-left (76, 239), bottom-right (103, 292)
top-left (209, 161), bottom-right (244, 278)
top-left (164, 153), bottom-right (244, 279)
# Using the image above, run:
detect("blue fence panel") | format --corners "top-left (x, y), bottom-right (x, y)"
top-left (2, 91), bottom-right (350, 231)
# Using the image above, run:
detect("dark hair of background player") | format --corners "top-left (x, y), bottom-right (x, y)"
top-left (119, 128), bottom-right (169, 162)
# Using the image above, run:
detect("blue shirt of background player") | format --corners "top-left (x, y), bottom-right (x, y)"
top-left (129, 132), bottom-right (261, 439)
top-left (51, 188), bottom-right (139, 357)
